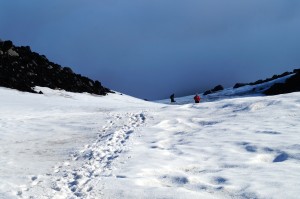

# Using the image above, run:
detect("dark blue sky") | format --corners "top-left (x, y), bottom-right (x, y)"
top-left (1, 0), bottom-right (300, 100)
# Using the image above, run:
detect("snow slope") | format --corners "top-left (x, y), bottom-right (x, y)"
top-left (157, 74), bottom-right (294, 105)
top-left (1, 85), bottom-right (300, 199)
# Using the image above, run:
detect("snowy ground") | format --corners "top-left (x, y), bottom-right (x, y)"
top-left (0, 84), bottom-right (300, 199)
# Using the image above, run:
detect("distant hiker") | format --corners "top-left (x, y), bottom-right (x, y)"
top-left (194, 94), bottom-right (200, 103)
top-left (170, 93), bottom-right (175, 103)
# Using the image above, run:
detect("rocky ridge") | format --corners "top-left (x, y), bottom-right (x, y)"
top-left (264, 70), bottom-right (300, 95)
top-left (0, 40), bottom-right (111, 95)
top-left (202, 69), bottom-right (300, 96)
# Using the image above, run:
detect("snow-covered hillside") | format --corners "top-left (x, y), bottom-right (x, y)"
top-left (1, 85), bottom-right (300, 199)
top-left (157, 74), bottom-right (294, 105)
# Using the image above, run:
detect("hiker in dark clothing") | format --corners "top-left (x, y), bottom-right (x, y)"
top-left (194, 94), bottom-right (200, 103)
top-left (170, 93), bottom-right (175, 103)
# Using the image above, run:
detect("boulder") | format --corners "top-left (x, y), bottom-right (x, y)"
top-left (7, 49), bottom-right (19, 57)
top-left (2, 40), bottom-right (13, 51)
top-left (63, 67), bottom-right (73, 74)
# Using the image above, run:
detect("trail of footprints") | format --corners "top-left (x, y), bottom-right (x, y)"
top-left (19, 112), bottom-right (146, 199)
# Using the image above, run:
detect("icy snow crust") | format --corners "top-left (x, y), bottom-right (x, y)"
top-left (1, 83), bottom-right (300, 198)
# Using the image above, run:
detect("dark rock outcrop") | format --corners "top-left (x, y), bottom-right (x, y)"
top-left (233, 83), bottom-right (247, 89)
top-left (0, 40), bottom-right (111, 95)
top-left (203, 90), bottom-right (212, 95)
top-left (293, 68), bottom-right (300, 73)
top-left (233, 71), bottom-right (293, 89)
top-left (212, 85), bottom-right (224, 92)
top-left (264, 71), bottom-right (300, 95)
top-left (203, 85), bottom-right (224, 95)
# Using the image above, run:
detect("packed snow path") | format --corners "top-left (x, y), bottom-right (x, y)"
top-left (0, 87), bottom-right (155, 199)
top-left (19, 112), bottom-right (146, 199)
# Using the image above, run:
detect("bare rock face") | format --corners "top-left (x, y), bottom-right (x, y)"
top-left (0, 40), bottom-right (112, 95)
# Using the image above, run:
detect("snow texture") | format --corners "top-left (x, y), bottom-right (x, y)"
top-left (0, 82), bottom-right (300, 199)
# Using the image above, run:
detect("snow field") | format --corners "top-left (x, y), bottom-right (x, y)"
top-left (1, 86), bottom-right (300, 198)
top-left (101, 94), bottom-right (300, 198)
top-left (0, 87), bottom-right (156, 199)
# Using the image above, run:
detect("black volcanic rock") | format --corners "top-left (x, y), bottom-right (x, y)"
top-left (203, 85), bottom-right (224, 95)
top-left (2, 40), bottom-right (13, 51)
top-left (0, 40), bottom-right (112, 95)
top-left (264, 72), bottom-right (300, 95)
top-left (233, 83), bottom-right (247, 89)
top-left (212, 85), bottom-right (224, 92)
top-left (293, 68), bottom-right (300, 73)
top-left (203, 90), bottom-right (212, 95)
top-left (233, 71), bottom-right (293, 89)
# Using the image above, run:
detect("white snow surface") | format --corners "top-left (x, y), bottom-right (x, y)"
top-left (0, 84), bottom-right (300, 199)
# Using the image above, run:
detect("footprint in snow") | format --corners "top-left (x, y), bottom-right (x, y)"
top-left (116, 175), bottom-right (127, 179)
top-left (273, 152), bottom-right (289, 163)
top-left (160, 175), bottom-right (189, 186)
top-left (201, 121), bottom-right (220, 126)
top-left (236, 142), bottom-right (258, 153)
top-left (245, 145), bottom-right (257, 153)
top-left (30, 176), bottom-right (41, 186)
top-left (213, 176), bottom-right (227, 185)
top-left (255, 130), bottom-right (281, 135)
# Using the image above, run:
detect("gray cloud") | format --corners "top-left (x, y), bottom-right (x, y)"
top-left (1, 0), bottom-right (300, 99)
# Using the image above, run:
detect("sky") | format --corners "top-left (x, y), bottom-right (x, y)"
top-left (1, 0), bottom-right (300, 100)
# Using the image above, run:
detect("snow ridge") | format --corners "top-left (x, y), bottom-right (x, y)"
top-left (19, 112), bottom-right (146, 199)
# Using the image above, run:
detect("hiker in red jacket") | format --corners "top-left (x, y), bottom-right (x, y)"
top-left (194, 94), bottom-right (200, 103)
